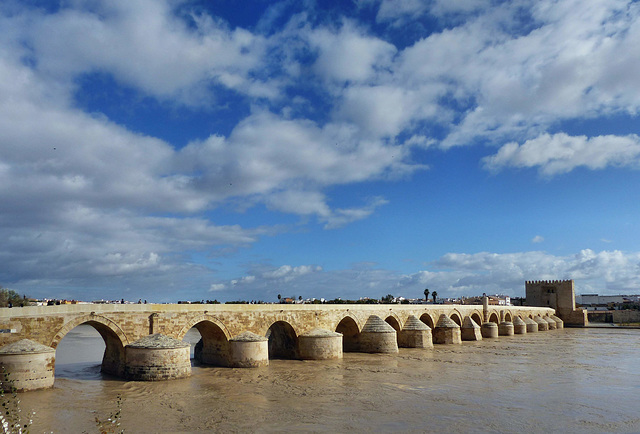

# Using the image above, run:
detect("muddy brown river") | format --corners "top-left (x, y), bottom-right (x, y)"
top-left (16, 326), bottom-right (640, 433)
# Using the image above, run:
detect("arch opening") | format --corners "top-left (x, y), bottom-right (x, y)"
top-left (488, 313), bottom-right (499, 324)
top-left (55, 321), bottom-right (124, 378)
top-left (471, 313), bottom-right (482, 326)
top-left (336, 317), bottom-right (360, 352)
top-left (504, 312), bottom-right (513, 322)
top-left (186, 321), bottom-right (229, 367)
top-left (385, 316), bottom-right (401, 332)
top-left (266, 321), bottom-right (298, 359)
top-left (449, 313), bottom-right (462, 327)
top-left (420, 313), bottom-right (434, 329)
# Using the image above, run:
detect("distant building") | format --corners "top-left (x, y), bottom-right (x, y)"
top-left (576, 294), bottom-right (639, 311)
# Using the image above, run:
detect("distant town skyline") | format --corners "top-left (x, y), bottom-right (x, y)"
top-left (1, 0), bottom-right (640, 302)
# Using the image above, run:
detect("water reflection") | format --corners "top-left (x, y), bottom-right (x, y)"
top-left (55, 324), bottom-right (105, 380)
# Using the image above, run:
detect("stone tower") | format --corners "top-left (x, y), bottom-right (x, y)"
top-left (525, 279), bottom-right (588, 326)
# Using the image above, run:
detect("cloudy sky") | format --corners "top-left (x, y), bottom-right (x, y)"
top-left (2, 0), bottom-right (640, 302)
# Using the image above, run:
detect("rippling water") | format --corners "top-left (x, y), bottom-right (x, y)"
top-left (17, 326), bottom-right (640, 433)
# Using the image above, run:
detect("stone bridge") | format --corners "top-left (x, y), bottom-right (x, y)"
top-left (1, 303), bottom-right (554, 380)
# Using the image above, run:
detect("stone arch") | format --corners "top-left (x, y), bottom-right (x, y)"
top-left (470, 312), bottom-right (483, 326)
top-left (384, 314), bottom-right (402, 332)
top-left (449, 311), bottom-right (462, 327)
top-left (504, 312), bottom-right (513, 322)
top-left (419, 313), bottom-right (435, 329)
top-left (266, 321), bottom-right (298, 360)
top-left (50, 314), bottom-right (129, 377)
top-left (178, 315), bottom-right (231, 367)
top-left (336, 316), bottom-right (361, 352)
top-left (488, 312), bottom-right (499, 324)
top-left (176, 314), bottom-right (231, 340)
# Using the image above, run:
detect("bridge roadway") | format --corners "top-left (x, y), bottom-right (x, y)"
top-left (1, 303), bottom-right (554, 377)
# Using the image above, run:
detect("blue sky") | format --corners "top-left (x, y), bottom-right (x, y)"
top-left (1, 0), bottom-right (640, 302)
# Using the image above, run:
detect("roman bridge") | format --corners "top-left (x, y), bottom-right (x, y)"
top-left (1, 302), bottom-right (555, 383)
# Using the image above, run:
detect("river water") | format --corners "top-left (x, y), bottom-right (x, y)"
top-left (16, 326), bottom-right (640, 433)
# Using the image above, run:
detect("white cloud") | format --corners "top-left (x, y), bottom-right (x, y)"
top-left (309, 21), bottom-right (396, 84)
top-left (16, 0), bottom-right (270, 104)
top-left (532, 235), bottom-right (544, 243)
top-left (209, 283), bottom-right (226, 292)
top-left (483, 133), bottom-right (640, 175)
top-left (205, 249), bottom-right (640, 301)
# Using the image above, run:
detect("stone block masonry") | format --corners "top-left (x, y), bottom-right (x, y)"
top-left (1, 302), bottom-right (556, 389)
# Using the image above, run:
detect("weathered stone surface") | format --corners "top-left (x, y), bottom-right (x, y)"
top-left (544, 317), bottom-right (557, 330)
top-left (0, 339), bottom-right (54, 354)
top-left (524, 317), bottom-right (538, 332)
top-left (461, 317), bottom-right (482, 341)
top-left (512, 316), bottom-right (527, 334)
top-left (433, 314), bottom-right (461, 345)
top-left (534, 316), bottom-right (549, 331)
top-left (299, 329), bottom-right (343, 360)
top-left (230, 331), bottom-right (268, 342)
top-left (0, 340), bottom-right (55, 392)
top-left (402, 315), bottom-right (430, 331)
top-left (498, 321), bottom-right (514, 336)
top-left (359, 315), bottom-right (399, 353)
top-left (481, 322), bottom-right (499, 338)
top-left (125, 334), bottom-right (191, 381)
top-left (229, 332), bottom-right (269, 368)
top-left (127, 333), bottom-right (189, 349)
top-left (398, 316), bottom-right (433, 348)
top-left (550, 315), bottom-right (564, 329)
top-left (362, 315), bottom-right (396, 333)
top-left (0, 303), bottom-right (556, 386)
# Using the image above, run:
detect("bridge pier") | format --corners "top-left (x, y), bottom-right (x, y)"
top-left (544, 316), bottom-right (557, 330)
top-left (498, 321), bottom-right (514, 336)
top-left (524, 317), bottom-right (538, 332)
top-left (398, 315), bottom-right (433, 348)
top-left (359, 316), bottom-right (399, 353)
top-left (534, 316), bottom-right (549, 331)
top-left (461, 317), bottom-right (482, 341)
top-left (481, 322), bottom-right (499, 338)
top-left (0, 339), bottom-right (55, 392)
top-left (512, 316), bottom-right (527, 334)
top-left (433, 314), bottom-right (461, 344)
top-left (298, 329), bottom-right (343, 360)
top-left (124, 334), bottom-right (191, 381)
top-left (228, 332), bottom-right (269, 367)
top-left (550, 315), bottom-right (564, 329)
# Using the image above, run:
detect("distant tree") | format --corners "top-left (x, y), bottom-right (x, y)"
top-left (298, 295), bottom-right (302, 301)
top-left (381, 294), bottom-right (394, 303)
top-left (432, 291), bottom-right (438, 304)
top-left (0, 287), bottom-right (28, 307)
top-left (277, 294), bottom-right (282, 302)
top-left (424, 288), bottom-right (430, 303)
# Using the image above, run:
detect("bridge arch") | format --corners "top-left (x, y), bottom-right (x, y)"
top-left (50, 314), bottom-right (129, 376)
top-left (488, 312), bottom-right (499, 324)
top-left (504, 312), bottom-right (513, 322)
top-left (177, 315), bottom-right (231, 367)
top-left (176, 314), bottom-right (231, 341)
top-left (470, 312), bottom-right (483, 326)
top-left (266, 320), bottom-right (298, 360)
top-left (449, 310), bottom-right (462, 327)
top-left (419, 313), bottom-right (435, 329)
top-left (384, 313), bottom-right (402, 332)
top-left (335, 315), bottom-right (361, 352)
